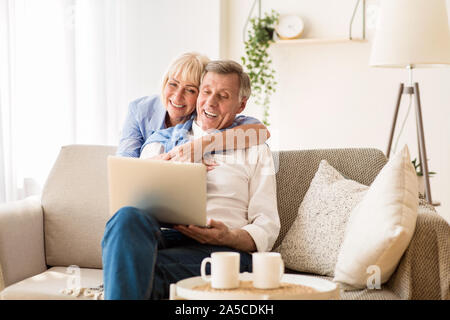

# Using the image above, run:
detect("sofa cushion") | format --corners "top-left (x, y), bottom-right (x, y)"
top-left (272, 149), bottom-right (387, 249)
top-left (279, 160), bottom-right (368, 276)
top-left (0, 267), bottom-right (103, 300)
top-left (333, 145), bottom-right (418, 289)
top-left (42, 145), bottom-right (116, 268)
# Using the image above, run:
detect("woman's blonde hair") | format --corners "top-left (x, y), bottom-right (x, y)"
top-left (161, 52), bottom-right (210, 104)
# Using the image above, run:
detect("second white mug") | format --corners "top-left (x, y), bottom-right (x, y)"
top-left (200, 252), bottom-right (240, 289)
top-left (252, 252), bottom-right (284, 289)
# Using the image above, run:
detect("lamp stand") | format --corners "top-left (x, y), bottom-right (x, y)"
top-left (386, 82), bottom-right (434, 205)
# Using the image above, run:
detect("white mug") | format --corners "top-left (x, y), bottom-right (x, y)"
top-left (200, 252), bottom-right (240, 289)
top-left (252, 252), bottom-right (284, 289)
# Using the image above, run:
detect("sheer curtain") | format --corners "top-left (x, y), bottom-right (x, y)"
top-left (0, 0), bottom-right (127, 202)
top-left (1, 0), bottom-right (74, 201)
top-left (0, 0), bottom-right (221, 203)
top-left (0, 0), bottom-right (119, 201)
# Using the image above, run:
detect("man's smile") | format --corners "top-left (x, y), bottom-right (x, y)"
top-left (203, 110), bottom-right (218, 118)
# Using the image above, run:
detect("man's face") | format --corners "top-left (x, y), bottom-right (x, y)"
top-left (196, 72), bottom-right (247, 131)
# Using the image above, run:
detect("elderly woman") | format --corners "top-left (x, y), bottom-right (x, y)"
top-left (116, 52), bottom-right (269, 162)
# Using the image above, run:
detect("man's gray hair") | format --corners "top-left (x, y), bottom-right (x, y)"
top-left (203, 60), bottom-right (252, 101)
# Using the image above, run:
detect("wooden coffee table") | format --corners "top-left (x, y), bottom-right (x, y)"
top-left (170, 272), bottom-right (340, 300)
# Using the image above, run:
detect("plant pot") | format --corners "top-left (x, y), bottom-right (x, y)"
top-left (265, 27), bottom-right (274, 40)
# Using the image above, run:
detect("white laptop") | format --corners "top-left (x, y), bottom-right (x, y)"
top-left (107, 156), bottom-right (207, 227)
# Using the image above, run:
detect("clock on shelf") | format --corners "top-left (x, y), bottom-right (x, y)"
top-left (275, 14), bottom-right (304, 40)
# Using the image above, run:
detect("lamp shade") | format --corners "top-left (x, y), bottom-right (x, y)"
top-left (369, 0), bottom-right (450, 68)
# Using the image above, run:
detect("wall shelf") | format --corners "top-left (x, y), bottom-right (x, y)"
top-left (243, 0), bottom-right (367, 44)
top-left (272, 38), bottom-right (367, 45)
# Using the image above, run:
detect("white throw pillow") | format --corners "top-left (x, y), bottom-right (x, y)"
top-left (279, 159), bottom-right (368, 276)
top-left (333, 145), bottom-right (418, 289)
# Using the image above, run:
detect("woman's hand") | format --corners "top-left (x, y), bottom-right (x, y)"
top-left (153, 153), bottom-right (171, 161)
top-left (167, 141), bottom-right (218, 171)
top-left (140, 153), bottom-right (171, 161)
top-left (167, 141), bottom-right (197, 162)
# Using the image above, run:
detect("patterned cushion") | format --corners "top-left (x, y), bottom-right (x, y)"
top-left (272, 148), bottom-right (387, 250)
top-left (279, 160), bottom-right (368, 276)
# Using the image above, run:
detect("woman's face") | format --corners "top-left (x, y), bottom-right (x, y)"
top-left (163, 75), bottom-right (199, 126)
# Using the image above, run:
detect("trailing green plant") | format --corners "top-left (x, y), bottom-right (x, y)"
top-left (241, 10), bottom-right (279, 126)
top-left (411, 158), bottom-right (436, 176)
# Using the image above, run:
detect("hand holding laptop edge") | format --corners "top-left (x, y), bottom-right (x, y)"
top-left (174, 219), bottom-right (257, 253)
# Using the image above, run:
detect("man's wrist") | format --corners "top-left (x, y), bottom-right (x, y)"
top-left (227, 228), bottom-right (257, 253)
top-left (226, 228), bottom-right (239, 248)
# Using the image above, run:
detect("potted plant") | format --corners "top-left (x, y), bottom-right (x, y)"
top-left (241, 10), bottom-right (279, 126)
top-left (411, 157), bottom-right (436, 194)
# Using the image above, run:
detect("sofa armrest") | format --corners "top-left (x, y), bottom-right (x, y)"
top-left (0, 196), bottom-right (47, 290)
top-left (386, 205), bottom-right (450, 300)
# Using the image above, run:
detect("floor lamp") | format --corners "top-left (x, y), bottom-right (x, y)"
top-left (369, 0), bottom-right (450, 205)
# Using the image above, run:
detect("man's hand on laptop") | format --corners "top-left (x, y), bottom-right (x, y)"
top-left (173, 219), bottom-right (257, 252)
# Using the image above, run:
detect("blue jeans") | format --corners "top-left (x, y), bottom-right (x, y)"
top-left (101, 206), bottom-right (253, 300)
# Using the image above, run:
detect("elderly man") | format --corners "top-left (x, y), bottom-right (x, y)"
top-left (101, 60), bottom-right (280, 300)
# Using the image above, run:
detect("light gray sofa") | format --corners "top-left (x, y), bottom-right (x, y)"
top-left (0, 145), bottom-right (448, 300)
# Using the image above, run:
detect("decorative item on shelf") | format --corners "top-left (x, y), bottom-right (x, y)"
top-left (241, 9), bottom-right (279, 126)
top-left (272, 0), bottom-right (367, 45)
top-left (275, 15), bottom-right (304, 40)
top-left (369, 0), bottom-right (450, 206)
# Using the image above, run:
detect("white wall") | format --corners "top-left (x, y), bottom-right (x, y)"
top-left (221, 0), bottom-right (450, 223)
top-left (114, 0), bottom-right (222, 137)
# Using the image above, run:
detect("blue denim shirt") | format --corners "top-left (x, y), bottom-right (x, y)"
top-left (116, 95), bottom-right (261, 157)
